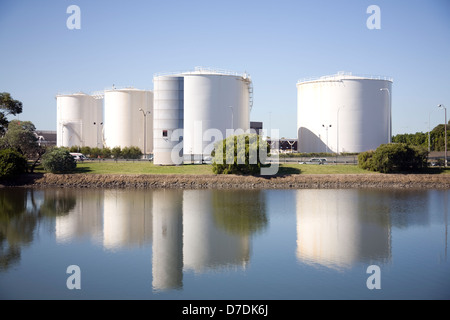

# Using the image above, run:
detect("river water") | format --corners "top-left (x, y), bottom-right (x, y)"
top-left (0, 187), bottom-right (449, 300)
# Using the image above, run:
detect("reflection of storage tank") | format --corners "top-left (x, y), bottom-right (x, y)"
top-left (296, 189), bottom-right (391, 270)
top-left (103, 88), bottom-right (153, 153)
top-left (55, 189), bottom-right (103, 244)
top-left (297, 72), bottom-right (393, 153)
top-left (102, 189), bottom-right (153, 250)
top-left (182, 190), bottom-right (250, 273)
top-left (152, 189), bottom-right (183, 291)
top-left (56, 93), bottom-right (103, 148)
top-left (152, 67), bottom-right (253, 165)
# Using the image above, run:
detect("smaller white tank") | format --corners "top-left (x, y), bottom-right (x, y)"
top-left (56, 93), bottom-right (103, 148)
top-left (152, 76), bottom-right (184, 165)
top-left (103, 88), bottom-right (153, 153)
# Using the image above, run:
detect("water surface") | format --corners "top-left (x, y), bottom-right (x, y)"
top-left (0, 187), bottom-right (448, 300)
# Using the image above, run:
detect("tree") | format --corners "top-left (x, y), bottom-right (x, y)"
top-left (0, 148), bottom-right (27, 178)
top-left (212, 134), bottom-right (270, 175)
top-left (41, 147), bottom-right (76, 173)
top-left (0, 120), bottom-right (45, 173)
top-left (111, 146), bottom-right (121, 159)
top-left (358, 143), bottom-right (428, 173)
top-left (0, 93), bottom-right (23, 135)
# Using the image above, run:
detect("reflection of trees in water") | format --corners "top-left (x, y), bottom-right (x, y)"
top-left (357, 189), bottom-right (429, 229)
top-left (0, 189), bottom-right (34, 271)
top-left (212, 190), bottom-right (268, 236)
top-left (0, 188), bottom-right (77, 271)
top-left (39, 189), bottom-right (77, 217)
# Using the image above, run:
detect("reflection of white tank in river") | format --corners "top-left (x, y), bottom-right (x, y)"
top-left (152, 67), bottom-right (253, 165)
top-left (297, 72), bottom-right (393, 153)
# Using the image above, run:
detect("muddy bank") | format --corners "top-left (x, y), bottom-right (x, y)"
top-left (4, 173), bottom-right (450, 189)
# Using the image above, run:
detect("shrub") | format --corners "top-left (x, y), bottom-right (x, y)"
top-left (111, 147), bottom-right (122, 159)
top-left (41, 148), bottom-right (77, 173)
top-left (358, 150), bottom-right (375, 171)
top-left (122, 146), bottom-right (142, 159)
top-left (0, 148), bottom-right (27, 178)
top-left (212, 134), bottom-right (270, 175)
top-left (358, 143), bottom-right (428, 173)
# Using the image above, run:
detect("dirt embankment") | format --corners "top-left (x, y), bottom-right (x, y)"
top-left (4, 173), bottom-right (450, 189)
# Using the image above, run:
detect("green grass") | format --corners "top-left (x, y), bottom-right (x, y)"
top-left (32, 161), bottom-right (450, 175)
top-left (73, 161), bottom-right (214, 175)
top-left (280, 164), bottom-right (372, 175)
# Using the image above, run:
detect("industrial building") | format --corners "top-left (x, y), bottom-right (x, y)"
top-left (153, 67), bottom-right (253, 165)
top-left (297, 72), bottom-right (393, 153)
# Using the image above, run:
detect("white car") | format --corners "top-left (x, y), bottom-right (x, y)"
top-left (70, 153), bottom-right (88, 161)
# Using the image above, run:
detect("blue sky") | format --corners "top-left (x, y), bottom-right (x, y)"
top-left (1, 0), bottom-right (449, 138)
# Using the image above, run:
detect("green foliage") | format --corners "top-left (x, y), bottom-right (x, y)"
top-left (80, 146), bottom-right (91, 157)
top-left (392, 121), bottom-right (449, 151)
top-left (102, 147), bottom-right (112, 159)
top-left (0, 120), bottom-right (45, 173)
top-left (358, 143), bottom-right (428, 173)
top-left (0, 93), bottom-right (23, 135)
top-left (121, 146), bottom-right (142, 159)
top-left (111, 146), bottom-right (122, 159)
top-left (212, 134), bottom-right (269, 175)
top-left (67, 146), bottom-right (141, 159)
top-left (41, 148), bottom-right (77, 173)
top-left (357, 150), bottom-right (375, 171)
top-left (0, 148), bottom-right (27, 178)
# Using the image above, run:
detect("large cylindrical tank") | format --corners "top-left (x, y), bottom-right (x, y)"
top-left (297, 73), bottom-right (393, 153)
top-left (183, 70), bottom-right (251, 158)
top-left (152, 76), bottom-right (184, 165)
top-left (152, 68), bottom-right (253, 165)
top-left (103, 88), bottom-right (153, 153)
top-left (56, 93), bottom-right (103, 148)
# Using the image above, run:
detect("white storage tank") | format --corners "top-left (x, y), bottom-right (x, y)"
top-left (297, 72), bottom-right (393, 153)
top-left (152, 67), bottom-right (253, 165)
top-left (183, 68), bottom-right (252, 159)
top-left (152, 76), bottom-right (184, 165)
top-left (103, 88), bottom-right (153, 154)
top-left (56, 93), bottom-right (103, 148)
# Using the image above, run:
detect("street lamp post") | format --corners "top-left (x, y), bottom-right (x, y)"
top-left (229, 106), bottom-right (234, 130)
top-left (438, 104), bottom-right (447, 167)
top-left (139, 108), bottom-right (150, 158)
top-left (322, 124), bottom-right (332, 153)
top-left (380, 88), bottom-right (391, 143)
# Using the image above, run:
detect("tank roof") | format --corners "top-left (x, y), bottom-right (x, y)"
top-left (297, 71), bottom-right (393, 85)
top-left (154, 66), bottom-right (251, 81)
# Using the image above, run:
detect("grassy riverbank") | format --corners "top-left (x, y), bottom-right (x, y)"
top-left (34, 161), bottom-right (375, 175)
top-left (12, 161), bottom-right (447, 189)
top-left (54, 161), bottom-right (450, 175)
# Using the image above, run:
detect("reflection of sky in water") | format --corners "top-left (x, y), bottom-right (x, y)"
top-left (0, 188), bottom-right (448, 299)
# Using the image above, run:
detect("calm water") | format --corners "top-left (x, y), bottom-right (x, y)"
top-left (0, 187), bottom-right (449, 300)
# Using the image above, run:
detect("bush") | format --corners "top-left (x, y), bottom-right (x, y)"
top-left (41, 148), bottom-right (77, 173)
top-left (358, 150), bottom-right (375, 171)
top-left (122, 146), bottom-right (142, 159)
top-left (0, 148), bottom-right (28, 178)
top-left (212, 134), bottom-right (270, 175)
top-left (358, 143), bottom-right (428, 173)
